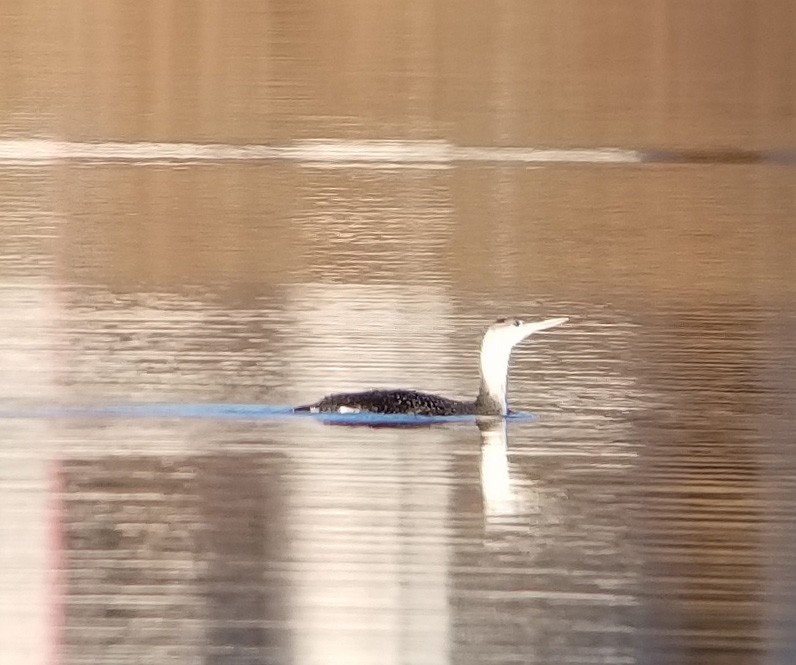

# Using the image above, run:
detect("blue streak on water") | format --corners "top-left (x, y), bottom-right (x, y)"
top-left (0, 403), bottom-right (537, 425)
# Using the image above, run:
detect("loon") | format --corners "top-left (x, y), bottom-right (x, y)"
top-left (295, 316), bottom-right (568, 416)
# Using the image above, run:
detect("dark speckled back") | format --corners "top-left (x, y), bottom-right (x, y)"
top-left (301, 389), bottom-right (475, 416)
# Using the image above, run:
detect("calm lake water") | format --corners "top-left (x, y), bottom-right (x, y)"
top-left (2, 3), bottom-right (796, 665)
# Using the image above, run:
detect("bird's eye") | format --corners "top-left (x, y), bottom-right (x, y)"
top-left (513, 320), bottom-right (521, 327)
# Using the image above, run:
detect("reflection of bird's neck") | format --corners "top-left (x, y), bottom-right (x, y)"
top-left (477, 417), bottom-right (512, 516)
top-left (476, 335), bottom-right (514, 415)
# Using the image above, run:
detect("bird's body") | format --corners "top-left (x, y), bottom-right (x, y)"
top-left (301, 389), bottom-right (474, 416)
top-left (295, 316), bottom-right (568, 417)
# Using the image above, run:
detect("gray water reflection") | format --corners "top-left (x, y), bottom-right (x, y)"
top-left (9, 412), bottom-right (638, 665)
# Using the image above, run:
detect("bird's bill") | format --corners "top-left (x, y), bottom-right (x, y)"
top-left (519, 317), bottom-right (569, 337)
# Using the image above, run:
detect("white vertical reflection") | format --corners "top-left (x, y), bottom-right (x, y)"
top-left (284, 283), bottom-right (453, 665)
top-left (0, 282), bottom-right (59, 665)
top-left (0, 460), bottom-right (56, 665)
top-left (477, 418), bottom-right (537, 520)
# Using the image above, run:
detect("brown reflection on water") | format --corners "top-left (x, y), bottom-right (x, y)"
top-left (629, 312), bottom-right (773, 663)
top-left (448, 164), bottom-right (796, 302)
top-left (5, 1), bottom-right (794, 148)
top-left (56, 165), bottom-right (299, 288)
top-left (53, 163), bottom-right (796, 304)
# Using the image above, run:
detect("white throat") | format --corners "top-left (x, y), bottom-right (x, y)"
top-left (478, 336), bottom-right (514, 414)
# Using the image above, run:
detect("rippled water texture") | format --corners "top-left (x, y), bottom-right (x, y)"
top-left (2, 2), bottom-right (796, 665)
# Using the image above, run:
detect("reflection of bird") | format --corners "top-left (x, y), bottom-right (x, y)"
top-left (478, 417), bottom-right (518, 517)
top-left (296, 317), bottom-right (567, 416)
top-left (477, 417), bottom-right (540, 522)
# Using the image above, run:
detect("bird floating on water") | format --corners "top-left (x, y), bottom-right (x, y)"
top-left (295, 316), bottom-right (568, 416)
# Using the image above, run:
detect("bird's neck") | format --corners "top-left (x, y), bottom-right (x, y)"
top-left (476, 339), bottom-right (513, 415)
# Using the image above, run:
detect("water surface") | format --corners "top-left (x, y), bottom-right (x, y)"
top-left (2, 3), bottom-right (796, 665)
